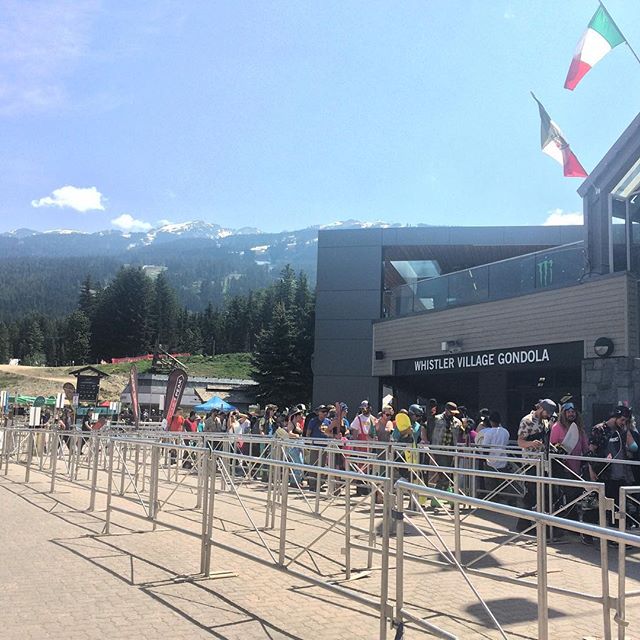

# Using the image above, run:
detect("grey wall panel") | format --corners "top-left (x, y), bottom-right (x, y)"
top-left (312, 374), bottom-right (379, 410)
top-left (314, 338), bottom-right (374, 377)
top-left (628, 280), bottom-right (639, 357)
top-left (315, 319), bottom-right (373, 341)
top-left (320, 225), bottom-right (584, 250)
top-left (382, 227), bottom-right (453, 246)
top-left (316, 246), bottom-right (383, 291)
top-left (317, 228), bottom-right (383, 248)
top-left (372, 273), bottom-right (632, 376)
top-left (315, 290), bottom-right (381, 320)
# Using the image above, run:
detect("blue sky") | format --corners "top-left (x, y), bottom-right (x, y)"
top-left (1, 0), bottom-right (639, 234)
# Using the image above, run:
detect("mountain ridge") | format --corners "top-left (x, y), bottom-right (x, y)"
top-left (0, 219), bottom-right (408, 321)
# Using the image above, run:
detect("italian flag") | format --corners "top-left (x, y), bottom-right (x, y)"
top-left (565, 5), bottom-right (625, 90)
top-left (532, 94), bottom-right (587, 178)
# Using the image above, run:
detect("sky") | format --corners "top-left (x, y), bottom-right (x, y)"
top-left (1, 0), bottom-right (640, 234)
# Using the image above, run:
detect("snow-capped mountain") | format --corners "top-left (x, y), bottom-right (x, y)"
top-left (1, 218), bottom-right (403, 251)
top-left (0, 218), bottom-right (410, 320)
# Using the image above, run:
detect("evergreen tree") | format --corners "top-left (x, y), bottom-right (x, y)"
top-left (181, 322), bottom-right (204, 354)
top-left (152, 271), bottom-right (179, 350)
top-left (276, 264), bottom-right (297, 310)
top-left (65, 310), bottom-right (91, 365)
top-left (225, 296), bottom-right (248, 352)
top-left (78, 275), bottom-right (97, 319)
top-left (41, 315), bottom-right (59, 366)
top-left (19, 316), bottom-right (45, 365)
top-left (251, 302), bottom-right (301, 407)
top-left (0, 322), bottom-right (9, 364)
top-left (91, 267), bottom-right (154, 360)
top-left (291, 272), bottom-right (315, 403)
top-left (200, 302), bottom-right (222, 355)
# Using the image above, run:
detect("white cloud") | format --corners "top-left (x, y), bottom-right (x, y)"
top-left (111, 213), bottom-right (152, 232)
top-left (32, 185), bottom-right (105, 212)
top-left (156, 218), bottom-right (172, 227)
top-left (543, 208), bottom-right (583, 226)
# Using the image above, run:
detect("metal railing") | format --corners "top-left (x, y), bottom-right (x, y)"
top-left (2, 426), bottom-right (640, 639)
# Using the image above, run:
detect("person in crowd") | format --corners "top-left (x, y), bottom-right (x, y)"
top-left (516, 398), bottom-right (556, 531)
top-left (227, 410), bottom-right (241, 434)
top-left (473, 412), bottom-right (490, 446)
top-left (55, 410), bottom-right (72, 452)
top-left (477, 408), bottom-right (491, 431)
top-left (458, 406), bottom-right (475, 444)
top-left (306, 405), bottom-right (329, 489)
top-left (481, 411), bottom-right (511, 473)
top-left (326, 403), bottom-right (350, 438)
top-left (550, 402), bottom-right (588, 478)
top-left (391, 408), bottom-right (420, 482)
top-left (350, 400), bottom-right (376, 442)
top-left (376, 405), bottom-right (394, 442)
top-left (307, 405), bottom-right (329, 440)
top-left (259, 404), bottom-right (278, 437)
top-left (430, 402), bottom-right (463, 492)
top-left (167, 408), bottom-right (184, 465)
top-left (588, 406), bottom-right (637, 526)
top-left (391, 407), bottom-right (421, 444)
top-left (181, 410), bottom-right (198, 469)
top-left (184, 410), bottom-right (198, 434)
top-left (424, 398), bottom-right (439, 443)
top-left (274, 408), bottom-right (304, 485)
top-left (78, 413), bottom-right (92, 454)
top-left (549, 402), bottom-right (589, 522)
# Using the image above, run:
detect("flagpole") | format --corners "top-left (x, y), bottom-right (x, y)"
top-left (598, 0), bottom-right (640, 66)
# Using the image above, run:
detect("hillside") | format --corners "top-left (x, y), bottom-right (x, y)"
top-left (0, 219), bottom-right (403, 320)
top-left (0, 354), bottom-right (253, 400)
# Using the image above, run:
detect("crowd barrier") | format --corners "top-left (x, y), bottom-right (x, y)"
top-left (1, 425), bottom-right (640, 639)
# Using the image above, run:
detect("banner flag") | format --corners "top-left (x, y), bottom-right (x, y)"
top-left (129, 364), bottom-right (140, 427)
top-left (164, 368), bottom-right (188, 427)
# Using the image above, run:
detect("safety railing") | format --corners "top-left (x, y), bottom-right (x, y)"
top-left (3, 426), bottom-right (640, 639)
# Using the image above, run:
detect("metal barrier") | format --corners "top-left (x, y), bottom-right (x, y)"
top-left (391, 479), bottom-right (640, 640)
top-left (3, 426), bottom-right (640, 639)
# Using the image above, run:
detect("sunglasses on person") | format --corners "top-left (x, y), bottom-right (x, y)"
top-left (383, 412), bottom-right (394, 417)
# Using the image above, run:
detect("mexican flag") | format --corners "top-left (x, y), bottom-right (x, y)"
top-left (532, 94), bottom-right (587, 178)
top-left (564, 5), bottom-right (625, 90)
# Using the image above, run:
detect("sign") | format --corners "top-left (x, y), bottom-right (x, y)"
top-left (55, 393), bottom-right (65, 409)
top-left (33, 395), bottom-right (46, 407)
top-left (163, 368), bottom-right (188, 426)
top-left (28, 406), bottom-right (41, 427)
top-left (63, 382), bottom-right (75, 401)
top-left (394, 341), bottom-right (584, 377)
top-left (129, 365), bottom-right (140, 427)
top-left (72, 394), bottom-right (79, 407)
top-left (77, 375), bottom-right (100, 402)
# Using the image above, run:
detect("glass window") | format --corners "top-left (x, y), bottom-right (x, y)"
top-left (446, 266), bottom-right (488, 307)
top-left (489, 255), bottom-right (535, 300)
top-left (534, 246), bottom-right (583, 289)
top-left (416, 276), bottom-right (448, 311)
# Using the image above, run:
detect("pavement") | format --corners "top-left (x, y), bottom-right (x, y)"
top-left (1, 457), bottom-right (640, 639)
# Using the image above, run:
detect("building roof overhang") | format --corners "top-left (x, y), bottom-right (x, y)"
top-left (578, 111), bottom-right (640, 200)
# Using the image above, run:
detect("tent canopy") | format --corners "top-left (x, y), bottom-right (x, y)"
top-left (193, 395), bottom-right (236, 412)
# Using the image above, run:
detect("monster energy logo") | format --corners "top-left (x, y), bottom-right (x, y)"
top-left (537, 258), bottom-right (553, 287)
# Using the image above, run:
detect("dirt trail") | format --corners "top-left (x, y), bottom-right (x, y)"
top-left (0, 365), bottom-right (126, 399)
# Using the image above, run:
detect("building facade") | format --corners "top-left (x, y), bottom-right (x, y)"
top-left (313, 112), bottom-right (640, 431)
